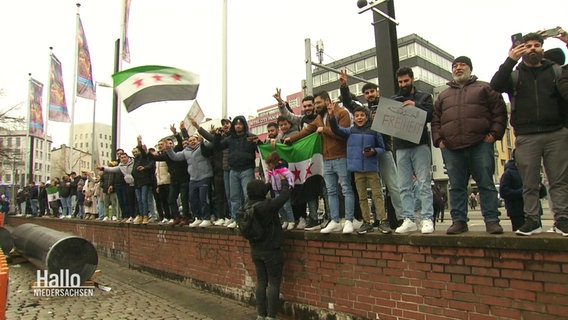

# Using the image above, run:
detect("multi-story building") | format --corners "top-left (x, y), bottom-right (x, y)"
top-left (71, 122), bottom-right (113, 166)
top-left (0, 129), bottom-right (52, 187)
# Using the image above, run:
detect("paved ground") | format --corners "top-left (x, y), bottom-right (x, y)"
top-left (5, 256), bottom-right (259, 320)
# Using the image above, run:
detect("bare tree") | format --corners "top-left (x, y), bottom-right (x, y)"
top-left (0, 101), bottom-right (26, 161)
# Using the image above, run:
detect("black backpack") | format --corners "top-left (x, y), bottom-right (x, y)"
top-left (236, 202), bottom-right (265, 242)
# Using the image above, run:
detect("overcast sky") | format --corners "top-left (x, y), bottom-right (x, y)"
top-left (1, 0), bottom-right (566, 148)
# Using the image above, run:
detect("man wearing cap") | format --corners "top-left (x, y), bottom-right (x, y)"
top-left (491, 33), bottom-right (568, 237)
top-left (432, 56), bottom-right (507, 235)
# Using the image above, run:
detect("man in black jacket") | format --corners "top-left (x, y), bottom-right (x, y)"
top-left (246, 176), bottom-right (290, 320)
top-left (491, 33), bottom-right (568, 236)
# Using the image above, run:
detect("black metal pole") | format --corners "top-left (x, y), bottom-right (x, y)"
top-left (372, 0), bottom-right (399, 97)
top-left (28, 136), bottom-right (34, 183)
top-left (111, 39), bottom-right (120, 158)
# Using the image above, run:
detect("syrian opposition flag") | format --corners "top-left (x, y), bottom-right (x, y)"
top-left (112, 65), bottom-right (199, 112)
top-left (46, 185), bottom-right (60, 202)
top-left (258, 133), bottom-right (324, 203)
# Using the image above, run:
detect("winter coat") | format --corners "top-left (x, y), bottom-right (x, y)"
top-left (432, 76), bottom-right (507, 150)
top-left (490, 58), bottom-right (568, 135)
top-left (103, 157), bottom-right (135, 186)
top-left (288, 105), bottom-right (351, 160)
top-left (166, 142), bottom-right (213, 181)
top-left (499, 160), bottom-right (524, 218)
top-left (246, 179), bottom-right (290, 253)
top-left (265, 162), bottom-right (295, 192)
top-left (218, 116), bottom-right (258, 171)
top-left (329, 116), bottom-right (384, 173)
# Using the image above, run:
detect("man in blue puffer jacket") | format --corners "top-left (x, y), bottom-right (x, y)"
top-left (329, 105), bottom-right (392, 234)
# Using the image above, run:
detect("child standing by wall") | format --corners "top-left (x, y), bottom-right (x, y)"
top-left (329, 105), bottom-right (392, 234)
top-left (264, 151), bottom-right (296, 230)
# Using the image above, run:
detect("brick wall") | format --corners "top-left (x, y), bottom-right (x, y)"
top-left (6, 216), bottom-right (568, 320)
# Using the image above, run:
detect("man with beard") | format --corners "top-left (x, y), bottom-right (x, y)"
top-left (491, 33), bottom-right (568, 236)
top-left (275, 91), bottom-right (324, 231)
top-left (339, 72), bottom-right (404, 229)
top-left (433, 56), bottom-right (507, 235)
top-left (390, 67), bottom-right (435, 234)
top-left (284, 91), bottom-right (355, 234)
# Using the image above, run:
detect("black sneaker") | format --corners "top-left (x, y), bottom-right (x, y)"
top-left (555, 219), bottom-right (568, 237)
top-left (357, 222), bottom-right (374, 234)
top-left (516, 218), bottom-right (542, 236)
top-left (377, 220), bottom-right (393, 234)
top-left (372, 220), bottom-right (381, 229)
top-left (304, 219), bottom-right (321, 231)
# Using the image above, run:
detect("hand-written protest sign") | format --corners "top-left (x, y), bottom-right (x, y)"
top-left (183, 100), bottom-right (205, 136)
top-left (371, 97), bottom-right (427, 144)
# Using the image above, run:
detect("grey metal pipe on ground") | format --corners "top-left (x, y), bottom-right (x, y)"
top-left (11, 223), bottom-right (98, 283)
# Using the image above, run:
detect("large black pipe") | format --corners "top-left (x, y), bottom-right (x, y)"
top-left (0, 227), bottom-right (13, 255)
top-left (11, 223), bottom-right (98, 282)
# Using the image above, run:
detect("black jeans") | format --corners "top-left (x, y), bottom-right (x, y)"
top-left (252, 249), bottom-right (283, 318)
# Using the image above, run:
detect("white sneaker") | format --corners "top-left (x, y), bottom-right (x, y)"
top-left (214, 218), bottom-right (226, 226)
top-left (102, 217), bottom-right (109, 222)
top-left (421, 219), bottom-right (434, 234)
top-left (199, 220), bottom-right (212, 227)
top-left (59, 215), bottom-right (65, 219)
top-left (223, 219), bottom-right (232, 226)
top-left (159, 218), bottom-right (168, 224)
top-left (112, 216), bottom-right (118, 221)
top-left (189, 219), bottom-right (203, 227)
top-left (320, 220), bottom-right (342, 233)
top-left (352, 219), bottom-right (363, 230)
top-left (126, 217), bottom-right (133, 223)
top-left (281, 221), bottom-right (289, 229)
top-left (395, 218), bottom-right (417, 234)
top-left (296, 218), bottom-right (306, 229)
top-left (342, 220), bottom-right (354, 234)
top-left (286, 222), bottom-right (295, 230)
top-left (226, 221), bottom-right (237, 228)
top-left (66, 215), bottom-right (72, 219)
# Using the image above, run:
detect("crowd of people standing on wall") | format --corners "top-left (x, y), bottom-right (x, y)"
top-left (6, 29), bottom-right (568, 240)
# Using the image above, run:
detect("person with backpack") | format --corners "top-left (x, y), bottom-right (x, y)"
top-left (240, 174), bottom-right (290, 320)
top-left (490, 33), bottom-right (568, 237)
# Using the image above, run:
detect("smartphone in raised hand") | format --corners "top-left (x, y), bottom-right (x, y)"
top-left (511, 33), bottom-right (523, 47)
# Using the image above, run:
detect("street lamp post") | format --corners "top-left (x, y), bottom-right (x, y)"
top-left (91, 81), bottom-right (112, 171)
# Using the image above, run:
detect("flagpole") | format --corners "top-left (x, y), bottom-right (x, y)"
top-left (222, 0), bottom-right (228, 118)
top-left (69, 3), bottom-right (81, 173)
top-left (26, 73), bottom-right (32, 186)
top-left (44, 47), bottom-right (53, 182)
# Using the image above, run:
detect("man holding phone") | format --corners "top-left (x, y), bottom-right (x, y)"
top-left (490, 33), bottom-right (568, 237)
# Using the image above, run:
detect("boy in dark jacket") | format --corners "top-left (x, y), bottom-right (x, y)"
top-left (329, 105), bottom-right (392, 234)
top-left (245, 176), bottom-right (290, 320)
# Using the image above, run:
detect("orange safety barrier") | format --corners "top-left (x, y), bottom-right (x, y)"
top-left (0, 251), bottom-right (8, 320)
top-left (0, 213), bottom-right (4, 227)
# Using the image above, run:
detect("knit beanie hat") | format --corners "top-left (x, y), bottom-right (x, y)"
top-left (452, 56), bottom-right (473, 70)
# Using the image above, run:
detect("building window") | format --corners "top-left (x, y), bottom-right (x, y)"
top-left (321, 72), bottom-right (329, 84)
top-left (16, 137), bottom-right (21, 147)
top-left (86, 142), bottom-right (89, 148)
top-left (313, 75), bottom-right (321, 87)
top-left (355, 60), bottom-right (366, 73)
top-left (100, 133), bottom-right (102, 138)
top-left (365, 56), bottom-right (376, 69)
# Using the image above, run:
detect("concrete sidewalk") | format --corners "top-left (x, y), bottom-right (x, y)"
top-left (6, 256), bottom-right (258, 320)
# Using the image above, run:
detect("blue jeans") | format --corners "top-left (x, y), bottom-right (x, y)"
top-left (60, 196), bottom-right (72, 216)
top-left (252, 249), bottom-right (283, 319)
top-left (135, 184), bottom-right (150, 217)
top-left (114, 184), bottom-right (131, 219)
top-left (189, 178), bottom-right (212, 220)
top-left (229, 168), bottom-right (254, 220)
top-left (275, 191), bottom-right (294, 223)
top-left (397, 145), bottom-right (433, 221)
top-left (441, 141), bottom-right (500, 223)
top-left (323, 158), bottom-right (354, 222)
top-left (379, 151), bottom-right (403, 219)
top-left (30, 199), bottom-right (39, 216)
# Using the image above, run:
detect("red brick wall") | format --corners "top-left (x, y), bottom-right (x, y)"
top-left (6, 217), bottom-right (568, 320)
